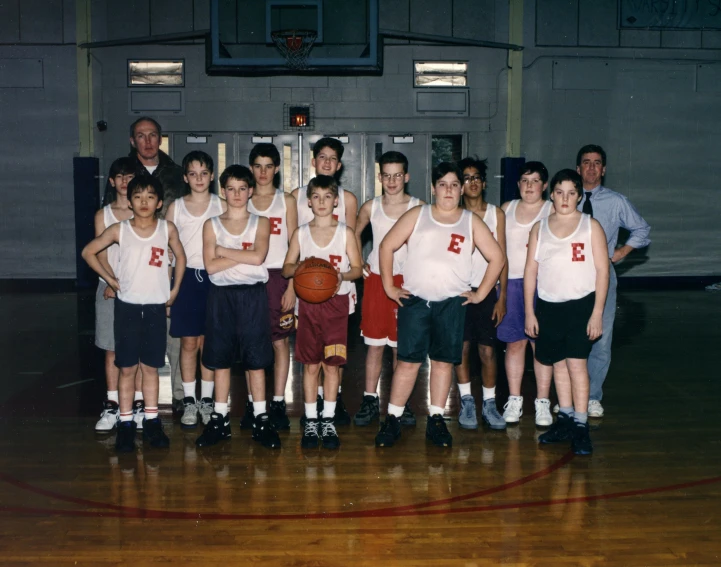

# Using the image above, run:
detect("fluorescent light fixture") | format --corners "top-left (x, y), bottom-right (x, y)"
top-left (186, 136), bottom-right (207, 144)
top-left (252, 135), bottom-right (274, 143)
top-left (326, 135), bottom-right (349, 144)
top-left (392, 135), bottom-right (414, 144)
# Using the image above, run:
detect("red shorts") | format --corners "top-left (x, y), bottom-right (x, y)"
top-left (360, 272), bottom-right (403, 347)
top-left (266, 269), bottom-right (295, 342)
top-left (295, 293), bottom-right (349, 366)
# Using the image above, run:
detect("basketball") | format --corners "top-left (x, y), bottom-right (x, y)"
top-left (294, 257), bottom-right (339, 304)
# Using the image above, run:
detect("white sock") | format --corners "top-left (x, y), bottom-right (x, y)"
top-left (200, 380), bottom-right (214, 400)
top-left (322, 401), bottom-right (336, 419)
top-left (119, 411), bottom-right (133, 422)
top-left (145, 406), bottom-right (158, 420)
top-left (482, 386), bottom-right (496, 401)
top-left (317, 386), bottom-right (324, 397)
top-left (429, 405), bottom-right (444, 417)
top-left (273, 395), bottom-right (284, 402)
top-left (107, 390), bottom-right (119, 403)
top-left (253, 401), bottom-right (267, 416)
top-left (305, 402), bottom-right (318, 419)
top-left (458, 383), bottom-right (472, 397)
top-left (248, 394), bottom-right (253, 402)
top-left (182, 382), bottom-right (196, 400)
top-left (388, 403), bottom-right (404, 418)
top-left (364, 391), bottom-right (379, 398)
top-left (215, 402), bottom-right (228, 416)
top-left (134, 391), bottom-right (143, 401)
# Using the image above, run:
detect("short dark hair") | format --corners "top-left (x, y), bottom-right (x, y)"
top-left (520, 161), bottom-right (549, 183)
top-left (249, 143), bottom-right (280, 167)
top-left (128, 175), bottom-right (163, 202)
top-left (102, 157), bottom-right (137, 205)
top-left (576, 144), bottom-right (607, 167)
top-left (550, 168), bottom-right (583, 194)
top-left (307, 175), bottom-right (339, 199)
top-left (379, 151), bottom-right (408, 174)
top-left (182, 150), bottom-right (214, 174)
top-left (312, 137), bottom-right (344, 160)
top-left (432, 162), bottom-right (463, 186)
top-left (129, 116), bottom-right (161, 138)
top-left (458, 156), bottom-right (488, 182)
top-left (220, 164), bottom-right (254, 190)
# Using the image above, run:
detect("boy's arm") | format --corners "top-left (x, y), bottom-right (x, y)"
top-left (523, 223), bottom-right (541, 338)
top-left (82, 224), bottom-right (121, 292)
top-left (342, 226), bottom-right (363, 282)
top-left (281, 228), bottom-right (301, 278)
top-left (355, 199), bottom-right (372, 277)
top-left (588, 219), bottom-right (609, 340)
top-left (202, 219), bottom-right (243, 274)
top-left (492, 208), bottom-right (508, 326)
top-left (165, 200), bottom-right (177, 226)
top-left (216, 217), bottom-right (270, 267)
top-left (344, 190), bottom-right (358, 231)
top-left (379, 206), bottom-right (421, 306)
top-left (280, 193), bottom-right (298, 311)
top-left (462, 213), bottom-right (505, 305)
top-left (94, 210), bottom-right (116, 298)
top-left (167, 221), bottom-right (186, 306)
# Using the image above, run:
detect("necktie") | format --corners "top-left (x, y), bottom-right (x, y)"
top-left (583, 192), bottom-right (593, 217)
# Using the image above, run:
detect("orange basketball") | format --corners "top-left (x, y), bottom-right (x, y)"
top-left (294, 257), bottom-right (338, 304)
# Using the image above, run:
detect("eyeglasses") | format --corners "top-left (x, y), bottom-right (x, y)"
top-left (381, 173), bottom-right (405, 181)
top-left (463, 175), bottom-right (483, 184)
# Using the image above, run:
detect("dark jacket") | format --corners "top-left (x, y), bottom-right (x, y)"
top-left (128, 149), bottom-right (185, 218)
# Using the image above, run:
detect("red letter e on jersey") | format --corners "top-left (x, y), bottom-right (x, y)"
top-left (149, 246), bottom-right (164, 267)
top-left (448, 234), bottom-right (465, 254)
top-left (571, 242), bottom-right (585, 262)
top-left (269, 217), bottom-right (282, 235)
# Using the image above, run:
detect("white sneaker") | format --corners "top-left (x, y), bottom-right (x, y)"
top-left (95, 400), bottom-right (119, 432)
top-left (181, 397), bottom-right (199, 428)
top-left (552, 404), bottom-right (560, 414)
top-left (588, 400), bottom-right (604, 418)
top-left (198, 397), bottom-right (214, 425)
top-left (502, 396), bottom-right (523, 423)
top-left (535, 398), bottom-right (553, 427)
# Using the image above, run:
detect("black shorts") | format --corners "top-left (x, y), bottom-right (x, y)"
top-left (202, 282), bottom-right (274, 371)
top-left (535, 293), bottom-right (596, 365)
top-left (114, 299), bottom-right (167, 369)
top-left (463, 288), bottom-right (497, 346)
top-left (170, 267), bottom-right (211, 338)
top-left (397, 295), bottom-right (466, 365)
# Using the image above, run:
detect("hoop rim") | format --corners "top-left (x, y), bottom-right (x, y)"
top-left (270, 29), bottom-right (318, 39)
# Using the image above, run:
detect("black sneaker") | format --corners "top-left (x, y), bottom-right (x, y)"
top-left (252, 413), bottom-right (281, 449)
top-left (143, 417), bottom-right (170, 448)
top-left (400, 403), bottom-right (416, 426)
top-left (301, 418), bottom-right (320, 449)
top-left (239, 400), bottom-right (255, 430)
top-left (132, 399), bottom-right (145, 431)
top-left (354, 395), bottom-right (380, 426)
top-left (426, 414), bottom-right (452, 447)
top-left (375, 415), bottom-right (402, 447)
top-left (571, 421), bottom-right (593, 455)
top-left (196, 412), bottom-right (231, 447)
top-left (334, 393), bottom-right (351, 426)
top-left (115, 420), bottom-right (137, 453)
top-left (269, 400), bottom-right (291, 430)
top-left (320, 417), bottom-right (341, 449)
top-left (300, 395), bottom-right (324, 428)
top-left (538, 412), bottom-right (574, 444)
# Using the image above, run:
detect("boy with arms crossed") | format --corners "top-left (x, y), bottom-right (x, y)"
top-left (283, 175), bottom-right (363, 449)
top-left (246, 144), bottom-right (298, 431)
top-left (354, 151), bottom-right (422, 426)
top-left (196, 165), bottom-right (279, 449)
top-left (83, 176), bottom-right (186, 452)
top-left (166, 151), bottom-right (224, 429)
top-left (524, 169), bottom-right (608, 454)
top-left (454, 157), bottom-right (508, 430)
top-left (374, 162), bottom-right (505, 448)
top-left (498, 162), bottom-right (554, 426)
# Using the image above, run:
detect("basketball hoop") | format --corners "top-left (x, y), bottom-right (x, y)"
top-left (271, 29), bottom-right (317, 70)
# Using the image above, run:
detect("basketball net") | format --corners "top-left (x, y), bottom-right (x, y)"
top-left (271, 29), bottom-right (317, 70)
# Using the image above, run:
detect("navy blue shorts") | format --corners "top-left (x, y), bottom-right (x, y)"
top-left (170, 268), bottom-right (211, 338)
top-left (202, 283), bottom-right (274, 371)
top-left (463, 288), bottom-right (498, 346)
top-left (114, 299), bottom-right (167, 369)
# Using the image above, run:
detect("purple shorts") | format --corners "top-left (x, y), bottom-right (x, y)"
top-left (267, 269), bottom-right (295, 342)
top-left (496, 278), bottom-right (535, 344)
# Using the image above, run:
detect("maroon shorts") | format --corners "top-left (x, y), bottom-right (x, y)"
top-left (295, 293), bottom-right (349, 366)
top-left (360, 272), bottom-right (403, 347)
top-left (266, 268), bottom-right (295, 342)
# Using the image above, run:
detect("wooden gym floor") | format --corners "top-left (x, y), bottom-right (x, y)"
top-left (0, 287), bottom-right (719, 566)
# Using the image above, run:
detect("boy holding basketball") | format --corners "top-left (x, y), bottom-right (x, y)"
top-left (374, 162), bottom-right (505, 448)
top-left (82, 175), bottom-right (186, 453)
top-left (283, 175), bottom-right (363, 449)
top-left (524, 169), bottom-right (608, 455)
top-left (353, 151), bottom-right (423, 426)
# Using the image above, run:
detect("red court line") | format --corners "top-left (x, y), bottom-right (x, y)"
top-left (1, 474), bottom-right (720, 520)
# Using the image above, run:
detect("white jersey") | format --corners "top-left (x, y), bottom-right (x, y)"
top-left (403, 206), bottom-right (474, 302)
top-left (367, 196), bottom-right (420, 276)
top-left (173, 194), bottom-right (223, 269)
top-left (209, 215), bottom-right (269, 286)
top-left (505, 199), bottom-right (553, 279)
top-left (470, 203), bottom-right (498, 287)
top-left (297, 186), bottom-right (346, 226)
top-left (247, 190), bottom-right (288, 269)
top-left (116, 220), bottom-right (170, 305)
top-left (298, 222), bottom-right (352, 296)
top-left (535, 213), bottom-right (596, 302)
top-left (102, 205), bottom-right (121, 282)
